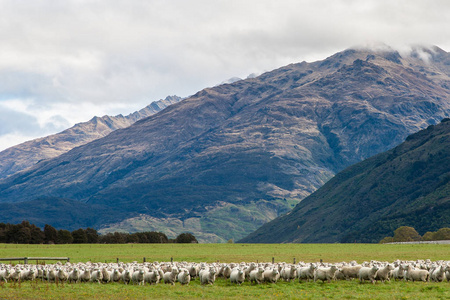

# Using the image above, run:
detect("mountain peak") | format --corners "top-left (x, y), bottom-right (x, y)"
top-left (0, 47), bottom-right (449, 242)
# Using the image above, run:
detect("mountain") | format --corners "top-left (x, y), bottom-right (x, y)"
top-left (0, 46), bottom-right (449, 242)
top-left (0, 96), bottom-right (181, 179)
top-left (240, 119), bottom-right (450, 243)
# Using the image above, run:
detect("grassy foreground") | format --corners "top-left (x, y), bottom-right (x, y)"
top-left (1, 278), bottom-right (449, 300)
top-left (0, 243), bottom-right (449, 299)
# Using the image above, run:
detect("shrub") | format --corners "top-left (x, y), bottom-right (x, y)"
top-left (392, 226), bottom-right (421, 242)
top-left (175, 233), bottom-right (198, 243)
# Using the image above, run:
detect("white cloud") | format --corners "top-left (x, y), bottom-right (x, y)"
top-left (0, 0), bottom-right (449, 151)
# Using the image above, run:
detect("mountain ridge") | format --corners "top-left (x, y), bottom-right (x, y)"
top-left (0, 95), bottom-right (181, 179)
top-left (0, 46), bottom-right (449, 242)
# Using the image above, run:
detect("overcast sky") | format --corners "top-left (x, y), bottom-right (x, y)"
top-left (0, 0), bottom-right (449, 151)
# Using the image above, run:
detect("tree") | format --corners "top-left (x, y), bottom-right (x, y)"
top-left (433, 228), bottom-right (450, 240)
top-left (392, 226), bottom-right (421, 242)
top-left (72, 229), bottom-right (88, 244)
top-left (175, 233), bottom-right (198, 243)
top-left (422, 232), bottom-right (435, 241)
top-left (379, 236), bottom-right (394, 244)
top-left (85, 228), bottom-right (99, 244)
top-left (145, 232), bottom-right (168, 243)
top-left (44, 224), bottom-right (58, 244)
top-left (126, 233), bottom-right (140, 243)
top-left (16, 227), bottom-right (32, 244)
top-left (57, 229), bottom-right (74, 244)
top-left (29, 224), bottom-right (45, 244)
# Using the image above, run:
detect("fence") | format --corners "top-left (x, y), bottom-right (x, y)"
top-left (0, 257), bottom-right (70, 264)
top-left (386, 240), bottom-right (450, 245)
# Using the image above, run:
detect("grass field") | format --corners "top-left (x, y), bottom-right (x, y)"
top-left (1, 243), bottom-right (449, 264)
top-left (0, 243), bottom-right (449, 299)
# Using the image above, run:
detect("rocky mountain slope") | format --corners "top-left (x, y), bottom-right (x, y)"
top-left (0, 46), bottom-right (449, 242)
top-left (0, 96), bottom-right (181, 179)
top-left (240, 119), bottom-right (450, 243)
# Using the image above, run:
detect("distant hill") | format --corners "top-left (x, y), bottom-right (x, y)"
top-left (0, 46), bottom-right (449, 242)
top-left (0, 96), bottom-right (181, 179)
top-left (240, 119), bottom-right (450, 243)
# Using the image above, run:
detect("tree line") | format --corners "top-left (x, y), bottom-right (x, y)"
top-left (380, 226), bottom-right (450, 243)
top-left (0, 221), bottom-right (197, 244)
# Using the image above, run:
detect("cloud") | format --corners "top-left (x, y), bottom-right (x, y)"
top-left (0, 0), bottom-right (449, 151)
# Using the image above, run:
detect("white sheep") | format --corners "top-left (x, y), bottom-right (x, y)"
top-left (45, 268), bottom-right (56, 282)
top-left (222, 265), bottom-right (232, 279)
top-left (36, 267), bottom-right (45, 281)
top-left (340, 265), bottom-right (362, 280)
top-left (56, 268), bottom-right (69, 283)
top-left (80, 268), bottom-right (91, 283)
top-left (122, 269), bottom-right (132, 285)
top-left (144, 269), bottom-right (160, 285)
top-left (391, 264), bottom-right (406, 281)
top-left (445, 265), bottom-right (450, 282)
top-left (90, 268), bottom-right (103, 284)
top-left (230, 268), bottom-right (245, 285)
top-left (297, 264), bottom-right (316, 282)
top-left (263, 268), bottom-right (280, 283)
top-left (0, 268), bottom-right (11, 283)
top-left (111, 269), bottom-right (122, 282)
top-left (188, 265), bottom-right (199, 279)
top-left (163, 268), bottom-right (179, 285)
top-left (404, 265), bottom-right (429, 282)
top-left (177, 268), bottom-right (191, 285)
top-left (314, 266), bottom-right (338, 283)
top-left (358, 266), bottom-right (379, 284)
top-left (375, 264), bottom-right (394, 283)
top-left (430, 265), bottom-right (445, 282)
top-left (200, 267), bottom-right (217, 285)
top-left (280, 265), bottom-right (297, 282)
top-left (249, 267), bottom-right (265, 284)
top-left (10, 268), bottom-right (22, 282)
top-left (131, 269), bottom-right (145, 285)
top-left (244, 263), bottom-right (257, 279)
top-left (20, 268), bottom-right (36, 281)
top-left (101, 268), bottom-right (113, 283)
top-left (68, 267), bottom-right (81, 283)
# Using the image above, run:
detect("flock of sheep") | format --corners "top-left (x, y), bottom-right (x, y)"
top-left (0, 259), bottom-right (449, 286)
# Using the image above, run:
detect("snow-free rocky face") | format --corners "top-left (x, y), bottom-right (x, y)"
top-left (0, 46), bottom-right (449, 243)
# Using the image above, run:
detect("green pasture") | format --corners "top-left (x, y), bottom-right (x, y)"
top-left (0, 243), bottom-right (449, 299)
top-left (0, 243), bottom-right (449, 264)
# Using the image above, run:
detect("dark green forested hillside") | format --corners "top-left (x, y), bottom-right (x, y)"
top-left (240, 119), bottom-right (450, 243)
